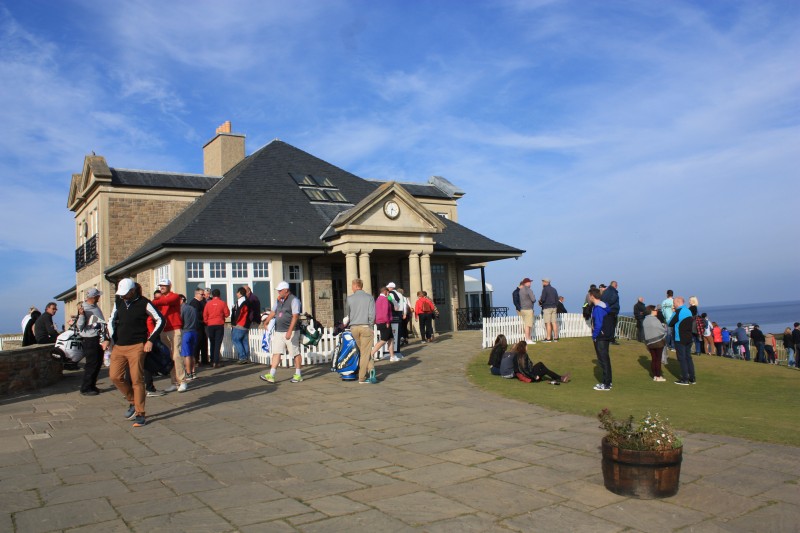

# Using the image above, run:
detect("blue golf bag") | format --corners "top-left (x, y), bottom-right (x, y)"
top-left (331, 327), bottom-right (359, 381)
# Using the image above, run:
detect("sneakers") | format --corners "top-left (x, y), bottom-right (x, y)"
top-left (291, 374), bottom-right (303, 383)
top-left (689, 380), bottom-right (697, 385)
top-left (390, 353), bottom-right (404, 362)
top-left (238, 359), bottom-right (250, 365)
top-left (185, 373), bottom-right (195, 381)
top-left (259, 373), bottom-right (275, 383)
top-left (542, 339), bottom-right (552, 343)
top-left (593, 383), bottom-right (611, 391)
top-left (178, 383), bottom-right (188, 392)
top-left (80, 390), bottom-right (99, 396)
top-left (146, 389), bottom-right (166, 397)
top-left (164, 384), bottom-right (178, 393)
top-left (132, 415), bottom-right (146, 427)
top-left (124, 404), bottom-right (136, 420)
top-left (674, 380), bottom-right (690, 386)
top-left (653, 376), bottom-right (666, 382)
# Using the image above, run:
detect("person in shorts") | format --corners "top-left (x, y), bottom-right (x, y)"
top-left (518, 277), bottom-right (536, 343)
top-left (259, 281), bottom-right (303, 383)
top-left (539, 278), bottom-right (559, 342)
top-left (371, 286), bottom-right (401, 362)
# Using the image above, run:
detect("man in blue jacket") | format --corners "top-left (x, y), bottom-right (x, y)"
top-left (600, 281), bottom-right (620, 344)
top-left (668, 296), bottom-right (695, 385)
top-left (589, 288), bottom-right (615, 391)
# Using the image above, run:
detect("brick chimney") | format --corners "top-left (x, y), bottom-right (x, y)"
top-left (203, 121), bottom-right (245, 176)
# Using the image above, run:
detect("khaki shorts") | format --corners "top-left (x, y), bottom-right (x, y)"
top-left (542, 308), bottom-right (557, 324)
top-left (271, 330), bottom-right (300, 357)
top-left (519, 309), bottom-right (534, 327)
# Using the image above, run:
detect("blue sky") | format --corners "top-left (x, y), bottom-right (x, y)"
top-left (1, 0), bottom-right (798, 332)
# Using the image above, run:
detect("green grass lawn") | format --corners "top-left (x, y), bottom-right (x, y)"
top-left (467, 338), bottom-right (800, 446)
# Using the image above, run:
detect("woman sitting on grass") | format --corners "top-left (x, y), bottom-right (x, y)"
top-left (512, 341), bottom-right (570, 383)
top-left (487, 334), bottom-right (508, 376)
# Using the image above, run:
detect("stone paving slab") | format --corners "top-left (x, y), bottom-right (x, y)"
top-left (1, 330), bottom-right (799, 532)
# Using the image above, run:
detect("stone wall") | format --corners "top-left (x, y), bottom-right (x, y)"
top-left (0, 345), bottom-right (62, 396)
top-left (108, 197), bottom-right (192, 265)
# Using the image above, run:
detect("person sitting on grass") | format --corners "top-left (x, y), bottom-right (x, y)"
top-left (488, 334), bottom-right (508, 376)
top-left (511, 341), bottom-right (571, 384)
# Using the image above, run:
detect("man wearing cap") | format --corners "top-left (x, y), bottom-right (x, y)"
top-left (108, 278), bottom-right (164, 427)
top-left (519, 278), bottom-right (536, 344)
top-left (259, 281), bottom-right (303, 383)
top-left (386, 282), bottom-right (407, 350)
top-left (539, 278), bottom-right (559, 342)
top-left (152, 279), bottom-right (187, 393)
top-left (344, 278), bottom-right (377, 384)
top-left (76, 288), bottom-right (109, 395)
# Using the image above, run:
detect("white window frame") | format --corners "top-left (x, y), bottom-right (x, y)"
top-left (186, 259), bottom-right (272, 305)
top-left (154, 263), bottom-right (171, 285)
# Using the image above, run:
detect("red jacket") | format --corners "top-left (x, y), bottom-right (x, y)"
top-left (232, 300), bottom-right (250, 328)
top-left (203, 297), bottom-right (230, 326)
top-left (153, 291), bottom-right (182, 332)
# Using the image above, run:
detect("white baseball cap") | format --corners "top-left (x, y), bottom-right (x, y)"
top-left (387, 282), bottom-right (396, 289)
top-left (86, 287), bottom-right (102, 298)
top-left (275, 281), bottom-right (290, 291)
top-left (115, 278), bottom-right (136, 296)
top-left (158, 278), bottom-right (172, 287)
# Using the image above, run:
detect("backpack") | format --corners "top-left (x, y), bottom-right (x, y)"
top-left (582, 303), bottom-right (593, 319)
top-left (144, 338), bottom-right (175, 376)
top-left (692, 316), bottom-right (705, 335)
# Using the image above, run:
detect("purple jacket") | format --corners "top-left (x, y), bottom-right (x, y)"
top-left (375, 294), bottom-right (392, 325)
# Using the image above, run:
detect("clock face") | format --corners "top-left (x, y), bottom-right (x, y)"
top-left (384, 200), bottom-right (400, 219)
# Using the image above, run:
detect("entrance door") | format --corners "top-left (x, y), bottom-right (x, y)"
top-left (431, 263), bottom-right (451, 331)
top-left (331, 264), bottom-right (346, 325)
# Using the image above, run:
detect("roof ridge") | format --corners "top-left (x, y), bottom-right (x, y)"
top-left (112, 168), bottom-right (222, 178)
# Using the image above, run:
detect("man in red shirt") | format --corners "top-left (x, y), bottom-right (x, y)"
top-left (152, 279), bottom-right (187, 392)
top-left (203, 289), bottom-right (230, 368)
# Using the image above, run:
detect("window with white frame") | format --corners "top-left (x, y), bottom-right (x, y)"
top-left (253, 262), bottom-right (269, 277)
top-left (155, 264), bottom-right (171, 284)
top-left (286, 263), bottom-right (303, 300)
top-left (185, 259), bottom-right (273, 312)
top-left (210, 261), bottom-right (226, 278)
top-left (231, 261), bottom-right (248, 278)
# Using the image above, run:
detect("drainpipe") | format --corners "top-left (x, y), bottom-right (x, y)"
top-left (308, 255), bottom-right (316, 317)
top-left (480, 266), bottom-right (489, 318)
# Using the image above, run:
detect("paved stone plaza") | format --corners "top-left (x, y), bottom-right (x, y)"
top-left (1, 331), bottom-right (798, 532)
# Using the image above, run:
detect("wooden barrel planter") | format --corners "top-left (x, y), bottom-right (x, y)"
top-left (601, 437), bottom-right (682, 498)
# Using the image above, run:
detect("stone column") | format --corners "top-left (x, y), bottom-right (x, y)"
top-left (408, 252), bottom-right (421, 300)
top-left (358, 252), bottom-right (372, 295)
top-left (420, 253), bottom-right (433, 296)
top-left (345, 252), bottom-right (358, 287)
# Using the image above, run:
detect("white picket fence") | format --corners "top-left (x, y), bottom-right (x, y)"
top-left (481, 313), bottom-right (639, 348)
top-left (0, 335), bottom-right (23, 351)
top-left (221, 325), bottom-right (393, 367)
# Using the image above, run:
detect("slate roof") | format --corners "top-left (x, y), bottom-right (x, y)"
top-left (110, 169), bottom-right (221, 190)
top-left (109, 140), bottom-right (522, 272)
top-left (370, 181), bottom-right (452, 199)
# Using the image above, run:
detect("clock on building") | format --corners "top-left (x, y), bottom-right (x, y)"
top-left (383, 200), bottom-right (400, 219)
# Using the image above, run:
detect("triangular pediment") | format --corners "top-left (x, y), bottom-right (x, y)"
top-left (330, 181), bottom-right (445, 236)
top-left (68, 155), bottom-right (112, 211)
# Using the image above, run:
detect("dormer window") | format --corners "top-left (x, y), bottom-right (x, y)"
top-left (290, 172), bottom-right (349, 204)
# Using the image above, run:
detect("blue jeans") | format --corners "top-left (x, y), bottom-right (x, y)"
top-left (787, 347), bottom-right (795, 366)
top-left (692, 335), bottom-right (702, 354)
top-left (675, 342), bottom-right (695, 382)
top-left (232, 327), bottom-right (250, 361)
top-left (666, 328), bottom-right (674, 350)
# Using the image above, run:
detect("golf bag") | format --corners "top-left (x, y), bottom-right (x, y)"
top-left (330, 326), bottom-right (359, 381)
top-left (52, 328), bottom-right (84, 368)
top-left (299, 313), bottom-right (322, 347)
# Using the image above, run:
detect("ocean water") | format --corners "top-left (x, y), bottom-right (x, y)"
top-left (699, 301), bottom-right (800, 335)
top-left (620, 300), bottom-right (800, 335)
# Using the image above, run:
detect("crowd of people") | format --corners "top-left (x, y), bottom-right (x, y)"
top-left (21, 277), bottom-right (442, 427)
top-left (494, 277), bottom-right (800, 392)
